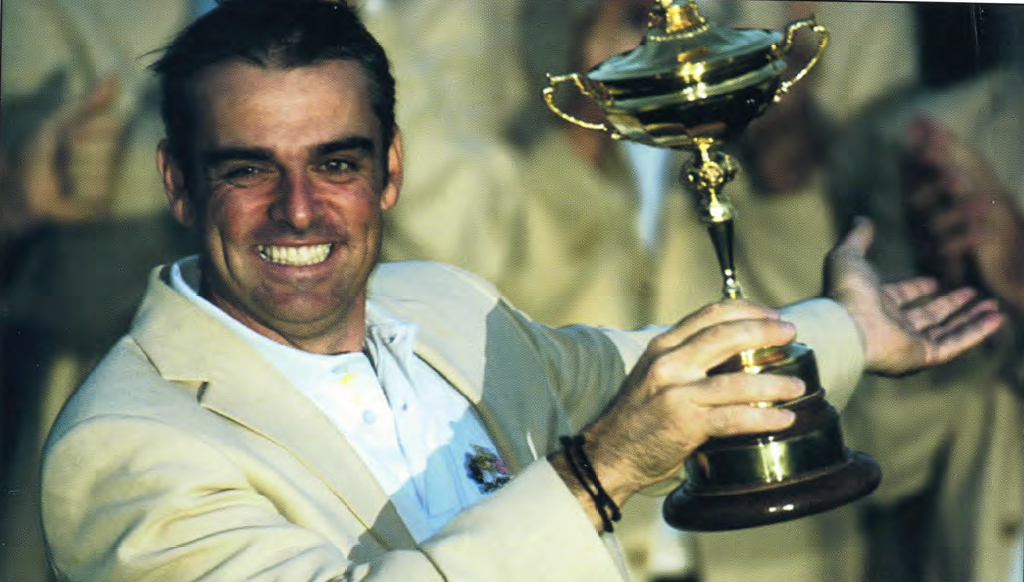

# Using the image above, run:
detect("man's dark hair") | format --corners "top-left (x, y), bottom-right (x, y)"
top-left (152, 0), bottom-right (397, 185)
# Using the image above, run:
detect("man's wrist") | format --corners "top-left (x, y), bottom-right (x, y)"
top-left (548, 435), bottom-right (627, 534)
top-left (549, 450), bottom-right (606, 531)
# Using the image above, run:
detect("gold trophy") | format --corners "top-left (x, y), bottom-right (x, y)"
top-left (543, 0), bottom-right (880, 531)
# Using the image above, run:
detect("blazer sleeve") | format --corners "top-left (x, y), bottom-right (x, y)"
top-left (594, 298), bottom-right (866, 411)
top-left (43, 413), bottom-right (627, 582)
top-left (781, 298), bottom-right (865, 411)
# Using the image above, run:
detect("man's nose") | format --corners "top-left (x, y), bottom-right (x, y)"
top-left (271, 171), bottom-right (318, 231)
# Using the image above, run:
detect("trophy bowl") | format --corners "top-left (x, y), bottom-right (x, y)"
top-left (544, 0), bottom-right (826, 148)
top-left (544, 0), bottom-right (880, 531)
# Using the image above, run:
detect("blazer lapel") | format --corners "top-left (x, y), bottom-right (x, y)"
top-left (411, 321), bottom-right (553, 475)
top-left (369, 268), bottom-right (566, 474)
top-left (132, 267), bottom-right (416, 549)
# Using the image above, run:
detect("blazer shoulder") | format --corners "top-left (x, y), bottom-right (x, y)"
top-left (48, 334), bottom-right (201, 445)
top-left (369, 260), bottom-right (503, 307)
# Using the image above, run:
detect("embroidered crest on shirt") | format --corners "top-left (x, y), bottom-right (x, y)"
top-left (465, 445), bottom-right (510, 494)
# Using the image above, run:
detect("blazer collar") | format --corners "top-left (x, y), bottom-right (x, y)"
top-left (130, 266), bottom-right (416, 550)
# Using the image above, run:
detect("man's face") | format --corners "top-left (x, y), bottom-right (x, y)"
top-left (160, 59), bottom-right (402, 354)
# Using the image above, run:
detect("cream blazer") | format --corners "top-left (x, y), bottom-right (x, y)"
top-left (41, 260), bottom-right (863, 582)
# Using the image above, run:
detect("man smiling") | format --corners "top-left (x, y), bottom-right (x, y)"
top-left (160, 58), bottom-right (400, 354)
top-left (39, 1), bottom-right (1003, 581)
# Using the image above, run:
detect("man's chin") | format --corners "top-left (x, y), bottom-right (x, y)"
top-left (252, 298), bottom-right (363, 348)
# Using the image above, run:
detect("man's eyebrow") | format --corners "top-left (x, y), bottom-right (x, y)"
top-left (201, 147), bottom-right (274, 166)
top-left (316, 136), bottom-right (376, 157)
top-left (200, 137), bottom-right (377, 166)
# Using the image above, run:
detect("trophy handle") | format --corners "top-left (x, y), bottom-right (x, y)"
top-left (772, 18), bottom-right (830, 103)
top-left (543, 73), bottom-right (619, 136)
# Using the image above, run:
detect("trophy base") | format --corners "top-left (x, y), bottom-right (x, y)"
top-left (662, 451), bottom-right (880, 531)
top-left (661, 342), bottom-right (881, 531)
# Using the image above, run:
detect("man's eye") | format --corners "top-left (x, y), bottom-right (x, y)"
top-left (212, 164), bottom-right (277, 187)
top-left (317, 159), bottom-right (359, 181)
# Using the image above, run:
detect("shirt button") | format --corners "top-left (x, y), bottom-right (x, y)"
top-left (362, 410), bottom-right (376, 425)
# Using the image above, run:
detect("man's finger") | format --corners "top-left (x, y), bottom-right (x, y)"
top-left (683, 372), bottom-right (805, 408)
top-left (677, 318), bottom-right (797, 374)
top-left (882, 277), bottom-right (939, 306)
top-left (642, 319), bottom-right (797, 387)
top-left (927, 298), bottom-right (1000, 337)
top-left (653, 300), bottom-right (782, 354)
top-left (927, 302), bottom-right (1004, 365)
top-left (701, 403), bottom-right (797, 438)
top-left (902, 287), bottom-right (978, 331)
top-left (836, 216), bottom-right (875, 257)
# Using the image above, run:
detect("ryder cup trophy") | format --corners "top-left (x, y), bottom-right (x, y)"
top-left (543, 0), bottom-right (880, 531)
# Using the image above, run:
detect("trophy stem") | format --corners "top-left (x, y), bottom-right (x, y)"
top-left (707, 221), bottom-right (742, 301)
top-left (683, 138), bottom-right (742, 300)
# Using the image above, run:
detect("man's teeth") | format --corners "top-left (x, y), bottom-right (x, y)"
top-left (257, 244), bottom-right (332, 266)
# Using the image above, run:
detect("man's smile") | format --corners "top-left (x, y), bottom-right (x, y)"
top-left (256, 243), bottom-right (334, 266)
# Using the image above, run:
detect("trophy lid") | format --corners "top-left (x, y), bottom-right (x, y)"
top-left (542, 0), bottom-right (827, 148)
top-left (587, 0), bottom-right (783, 84)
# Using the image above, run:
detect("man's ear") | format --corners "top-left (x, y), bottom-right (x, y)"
top-left (157, 140), bottom-right (196, 227)
top-left (380, 128), bottom-right (402, 212)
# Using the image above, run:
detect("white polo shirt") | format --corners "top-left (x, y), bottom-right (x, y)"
top-left (170, 257), bottom-right (509, 542)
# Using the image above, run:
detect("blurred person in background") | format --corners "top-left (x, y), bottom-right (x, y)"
top-left (832, 38), bottom-right (1024, 580)
top-left (363, 0), bottom-right (533, 284)
top-left (0, 1), bottom-right (202, 580)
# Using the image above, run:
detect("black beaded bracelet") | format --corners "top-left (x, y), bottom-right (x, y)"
top-left (560, 435), bottom-right (621, 533)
